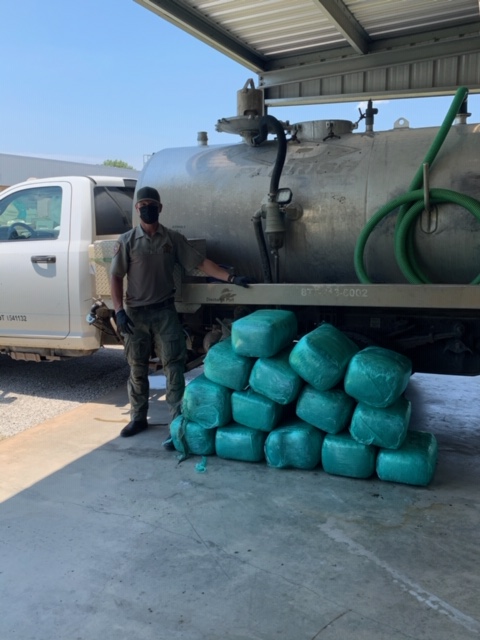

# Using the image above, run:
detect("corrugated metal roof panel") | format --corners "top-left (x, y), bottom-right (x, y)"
top-left (196, 0), bottom-right (340, 56)
top-left (165, 0), bottom-right (480, 58)
top-left (351, 0), bottom-right (479, 38)
top-left (136, 0), bottom-right (480, 102)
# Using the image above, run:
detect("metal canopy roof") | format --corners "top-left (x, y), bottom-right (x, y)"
top-left (135, 0), bottom-right (480, 106)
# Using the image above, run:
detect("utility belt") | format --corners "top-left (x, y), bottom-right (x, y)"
top-left (128, 298), bottom-right (175, 312)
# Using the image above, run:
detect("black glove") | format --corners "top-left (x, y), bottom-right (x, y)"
top-left (228, 274), bottom-right (254, 288)
top-left (115, 309), bottom-right (135, 335)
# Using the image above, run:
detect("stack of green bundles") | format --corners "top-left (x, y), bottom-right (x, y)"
top-left (343, 346), bottom-right (437, 486)
top-left (175, 309), bottom-right (301, 463)
top-left (176, 373), bottom-right (233, 458)
top-left (172, 312), bottom-right (437, 485)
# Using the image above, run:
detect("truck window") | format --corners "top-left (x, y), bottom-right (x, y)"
top-left (94, 186), bottom-right (134, 236)
top-left (0, 186), bottom-right (62, 241)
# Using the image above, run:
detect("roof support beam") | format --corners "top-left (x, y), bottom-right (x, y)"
top-left (259, 31), bottom-right (480, 88)
top-left (134, 0), bottom-right (266, 71)
top-left (313, 0), bottom-right (370, 54)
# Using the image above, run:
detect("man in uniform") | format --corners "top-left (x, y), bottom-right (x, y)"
top-left (110, 186), bottom-right (250, 444)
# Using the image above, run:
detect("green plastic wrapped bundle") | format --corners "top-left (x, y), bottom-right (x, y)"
top-left (231, 309), bottom-right (297, 358)
top-left (264, 420), bottom-right (324, 470)
top-left (321, 432), bottom-right (377, 479)
top-left (349, 396), bottom-right (411, 449)
top-left (170, 415), bottom-right (216, 456)
top-left (182, 374), bottom-right (232, 428)
top-left (215, 424), bottom-right (267, 462)
top-left (289, 323), bottom-right (359, 391)
top-left (231, 389), bottom-right (283, 432)
top-left (203, 338), bottom-right (255, 391)
top-left (249, 348), bottom-right (302, 405)
top-left (344, 346), bottom-right (412, 408)
top-left (296, 385), bottom-right (356, 434)
top-left (376, 431), bottom-right (438, 486)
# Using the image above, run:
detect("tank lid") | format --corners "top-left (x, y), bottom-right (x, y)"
top-left (293, 119), bottom-right (356, 141)
top-left (216, 115), bottom-right (262, 137)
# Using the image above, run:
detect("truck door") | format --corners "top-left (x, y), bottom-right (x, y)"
top-left (0, 182), bottom-right (71, 339)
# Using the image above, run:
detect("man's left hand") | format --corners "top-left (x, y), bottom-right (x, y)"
top-left (228, 274), bottom-right (254, 288)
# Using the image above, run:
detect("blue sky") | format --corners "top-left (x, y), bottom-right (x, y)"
top-left (2, 0), bottom-right (479, 170)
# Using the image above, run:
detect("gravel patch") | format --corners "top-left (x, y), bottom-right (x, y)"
top-left (0, 346), bottom-right (130, 439)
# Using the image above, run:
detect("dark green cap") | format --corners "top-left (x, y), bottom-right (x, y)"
top-left (136, 186), bottom-right (160, 203)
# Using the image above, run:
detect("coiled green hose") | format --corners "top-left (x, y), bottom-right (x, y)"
top-left (354, 86), bottom-right (480, 284)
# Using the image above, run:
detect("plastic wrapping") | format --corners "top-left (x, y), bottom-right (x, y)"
top-left (170, 415), bottom-right (216, 456)
top-left (296, 386), bottom-right (356, 434)
top-left (231, 389), bottom-right (283, 432)
top-left (215, 424), bottom-right (267, 462)
top-left (182, 374), bottom-right (232, 428)
top-left (376, 430), bottom-right (438, 486)
top-left (231, 309), bottom-right (297, 358)
top-left (264, 420), bottom-right (324, 470)
top-left (349, 396), bottom-right (411, 449)
top-left (289, 323), bottom-right (359, 391)
top-left (203, 338), bottom-right (255, 391)
top-left (344, 346), bottom-right (412, 408)
top-left (321, 432), bottom-right (377, 479)
top-left (249, 348), bottom-right (302, 405)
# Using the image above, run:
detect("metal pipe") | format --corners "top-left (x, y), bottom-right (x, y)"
top-left (252, 209), bottom-right (272, 283)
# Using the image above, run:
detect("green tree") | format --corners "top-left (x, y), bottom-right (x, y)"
top-left (103, 159), bottom-right (135, 170)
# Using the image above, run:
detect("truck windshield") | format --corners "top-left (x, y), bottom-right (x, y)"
top-left (94, 186), bottom-right (134, 236)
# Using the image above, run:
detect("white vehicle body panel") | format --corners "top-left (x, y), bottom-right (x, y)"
top-left (0, 176), bottom-right (134, 357)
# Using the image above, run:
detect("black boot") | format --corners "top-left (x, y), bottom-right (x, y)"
top-left (120, 419), bottom-right (148, 437)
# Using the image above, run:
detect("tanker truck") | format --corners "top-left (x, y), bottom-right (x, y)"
top-left (2, 86), bottom-right (479, 377)
top-left (132, 84), bottom-right (480, 376)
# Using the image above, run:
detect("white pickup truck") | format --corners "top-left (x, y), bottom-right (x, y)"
top-left (0, 175), bottom-right (137, 362)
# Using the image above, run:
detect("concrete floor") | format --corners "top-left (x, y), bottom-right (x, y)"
top-left (0, 372), bottom-right (479, 640)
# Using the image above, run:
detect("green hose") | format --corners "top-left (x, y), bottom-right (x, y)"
top-left (354, 86), bottom-right (480, 284)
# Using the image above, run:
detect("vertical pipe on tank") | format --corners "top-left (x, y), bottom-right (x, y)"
top-left (197, 131), bottom-right (208, 146)
top-left (252, 209), bottom-right (273, 283)
top-left (252, 115), bottom-right (288, 283)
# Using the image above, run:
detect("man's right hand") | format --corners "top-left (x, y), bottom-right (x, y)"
top-left (115, 309), bottom-right (135, 335)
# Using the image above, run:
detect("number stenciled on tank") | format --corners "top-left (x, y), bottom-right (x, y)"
top-left (301, 287), bottom-right (368, 298)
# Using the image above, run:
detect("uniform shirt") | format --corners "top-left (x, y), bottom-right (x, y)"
top-left (110, 223), bottom-right (204, 307)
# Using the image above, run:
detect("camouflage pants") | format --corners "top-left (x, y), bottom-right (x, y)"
top-left (124, 303), bottom-right (186, 422)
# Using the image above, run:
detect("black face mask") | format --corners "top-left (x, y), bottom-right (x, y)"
top-left (139, 203), bottom-right (160, 224)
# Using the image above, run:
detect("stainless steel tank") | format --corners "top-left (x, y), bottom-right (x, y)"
top-left (136, 120), bottom-right (480, 284)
